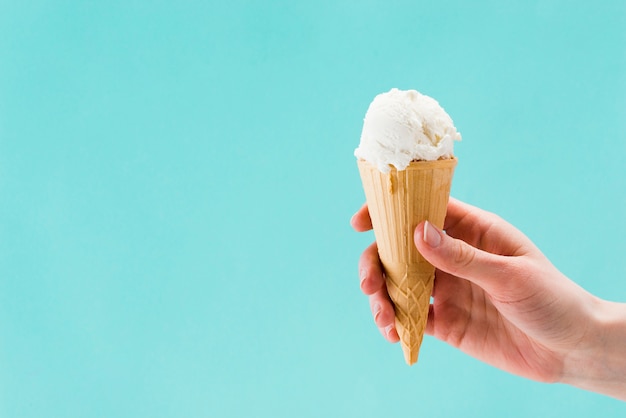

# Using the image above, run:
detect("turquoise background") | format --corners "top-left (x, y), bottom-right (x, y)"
top-left (1, 0), bottom-right (625, 416)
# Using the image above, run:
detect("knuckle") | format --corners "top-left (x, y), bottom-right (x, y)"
top-left (452, 240), bottom-right (476, 269)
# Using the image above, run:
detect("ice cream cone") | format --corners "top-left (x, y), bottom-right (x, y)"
top-left (357, 157), bottom-right (457, 365)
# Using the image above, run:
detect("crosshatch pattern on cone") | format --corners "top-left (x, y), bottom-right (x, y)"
top-left (357, 158), bottom-right (457, 365)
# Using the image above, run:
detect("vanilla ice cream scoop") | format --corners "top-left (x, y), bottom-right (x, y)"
top-left (354, 88), bottom-right (461, 173)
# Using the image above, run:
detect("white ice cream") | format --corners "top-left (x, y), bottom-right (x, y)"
top-left (355, 88), bottom-right (461, 173)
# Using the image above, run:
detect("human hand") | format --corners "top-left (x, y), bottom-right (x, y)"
top-left (351, 198), bottom-right (602, 384)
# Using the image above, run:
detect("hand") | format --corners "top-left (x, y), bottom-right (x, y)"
top-left (351, 198), bottom-right (603, 384)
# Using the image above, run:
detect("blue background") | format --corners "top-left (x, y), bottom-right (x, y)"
top-left (1, 0), bottom-right (625, 416)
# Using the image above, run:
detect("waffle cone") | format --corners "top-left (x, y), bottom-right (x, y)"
top-left (357, 158), bottom-right (457, 365)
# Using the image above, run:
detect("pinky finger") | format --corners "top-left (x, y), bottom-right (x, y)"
top-left (380, 323), bottom-right (400, 343)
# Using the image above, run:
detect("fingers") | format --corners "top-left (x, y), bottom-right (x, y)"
top-left (424, 270), bottom-right (466, 337)
top-left (415, 221), bottom-right (520, 293)
top-left (358, 242), bottom-right (384, 295)
top-left (370, 289), bottom-right (400, 343)
top-left (443, 197), bottom-right (474, 230)
top-left (425, 305), bottom-right (435, 336)
top-left (350, 203), bottom-right (372, 232)
top-left (358, 241), bottom-right (399, 343)
top-left (444, 197), bottom-right (538, 256)
top-left (444, 197), bottom-right (498, 231)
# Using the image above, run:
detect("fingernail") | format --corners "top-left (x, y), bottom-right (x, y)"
top-left (384, 324), bottom-right (395, 338)
top-left (373, 303), bottom-right (382, 321)
top-left (423, 221), bottom-right (441, 248)
top-left (359, 269), bottom-right (367, 288)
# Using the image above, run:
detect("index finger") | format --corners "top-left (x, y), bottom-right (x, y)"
top-left (350, 203), bottom-right (373, 232)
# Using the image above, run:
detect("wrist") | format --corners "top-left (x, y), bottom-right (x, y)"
top-left (561, 296), bottom-right (626, 400)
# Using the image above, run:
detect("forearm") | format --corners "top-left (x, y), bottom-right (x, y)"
top-left (561, 297), bottom-right (626, 401)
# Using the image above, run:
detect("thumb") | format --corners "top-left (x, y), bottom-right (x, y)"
top-left (414, 221), bottom-right (515, 291)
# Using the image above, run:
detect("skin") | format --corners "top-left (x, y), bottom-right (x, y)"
top-left (351, 197), bottom-right (626, 400)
